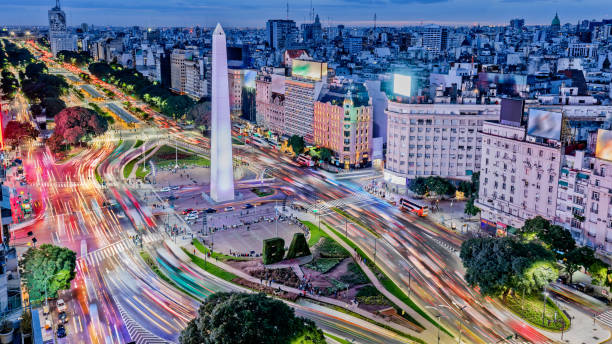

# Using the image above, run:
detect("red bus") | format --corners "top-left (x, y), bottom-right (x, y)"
top-left (296, 154), bottom-right (315, 167)
top-left (399, 198), bottom-right (428, 216)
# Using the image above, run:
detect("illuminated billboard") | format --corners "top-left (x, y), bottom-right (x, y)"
top-left (243, 70), bottom-right (256, 89)
top-left (527, 109), bottom-right (562, 141)
top-left (393, 74), bottom-right (412, 97)
top-left (595, 129), bottom-right (612, 162)
top-left (291, 60), bottom-right (327, 81)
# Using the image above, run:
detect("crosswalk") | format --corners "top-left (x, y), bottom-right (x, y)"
top-left (115, 297), bottom-right (169, 344)
top-left (596, 310), bottom-right (612, 328)
top-left (303, 193), bottom-right (376, 214)
top-left (77, 232), bottom-right (166, 270)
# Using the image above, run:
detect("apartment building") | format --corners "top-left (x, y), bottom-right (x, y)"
top-left (228, 68), bottom-right (243, 114)
top-left (477, 121), bottom-right (562, 233)
top-left (384, 103), bottom-right (500, 186)
top-left (313, 84), bottom-right (372, 168)
top-left (255, 71), bottom-right (286, 134)
top-left (556, 150), bottom-right (612, 251)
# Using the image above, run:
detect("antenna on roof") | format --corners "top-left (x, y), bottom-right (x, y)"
top-left (374, 13), bottom-right (377, 29)
top-left (286, 0), bottom-right (289, 20)
top-left (56, 0), bottom-right (60, 8)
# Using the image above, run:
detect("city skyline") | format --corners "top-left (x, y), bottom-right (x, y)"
top-left (1, 0), bottom-right (612, 28)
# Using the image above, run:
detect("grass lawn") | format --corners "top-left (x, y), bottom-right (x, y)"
top-left (250, 187), bottom-right (274, 197)
top-left (304, 258), bottom-right (343, 273)
top-left (192, 239), bottom-right (251, 261)
top-left (150, 145), bottom-right (210, 168)
top-left (331, 207), bottom-right (380, 238)
top-left (301, 220), bottom-right (328, 246)
top-left (322, 222), bottom-right (446, 336)
top-left (123, 147), bottom-right (155, 178)
top-left (135, 163), bottom-right (150, 179)
top-left (504, 293), bottom-right (570, 331)
top-left (182, 248), bottom-right (239, 283)
top-left (232, 137), bottom-right (245, 145)
top-left (139, 251), bottom-right (198, 299)
top-left (133, 140), bottom-right (143, 149)
top-left (323, 333), bottom-right (351, 344)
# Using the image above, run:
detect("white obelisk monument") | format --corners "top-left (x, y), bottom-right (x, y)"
top-left (210, 23), bottom-right (235, 202)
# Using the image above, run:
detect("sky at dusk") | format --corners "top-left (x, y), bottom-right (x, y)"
top-left (1, 0), bottom-right (611, 28)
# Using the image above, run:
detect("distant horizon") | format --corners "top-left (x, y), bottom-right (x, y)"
top-left (1, 0), bottom-right (611, 29)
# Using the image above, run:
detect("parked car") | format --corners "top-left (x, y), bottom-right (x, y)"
top-left (182, 208), bottom-right (194, 215)
top-left (170, 186), bottom-right (180, 190)
top-left (160, 187), bottom-right (171, 192)
top-left (224, 206), bottom-right (234, 212)
top-left (243, 203), bottom-right (254, 209)
top-left (205, 208), bottom-right (217, 213)
top-left (56, 299), bottom-right (66, 313)
top-left (58, 311), bottom-right (68, 324)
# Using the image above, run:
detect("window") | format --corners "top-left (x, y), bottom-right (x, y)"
top-left (593, 192), bottom-right (600, 201)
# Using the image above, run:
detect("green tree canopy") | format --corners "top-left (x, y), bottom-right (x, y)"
top-left (409, 176), bottom-right (456, 197)
top-left (564, 246), bottom-right (596, 283)
top-left (460, 237), bottom-right (557, 297)
top-left (179, 292), bottom-right (325, 344)
top-left (289, 135), bottom-right (305, 155)
top-left (25, 62), bottom-right (47, 80)
top-left (19, 244), bottom-right (76, 302)
top-left (588, 259), bottom-right (610, 286)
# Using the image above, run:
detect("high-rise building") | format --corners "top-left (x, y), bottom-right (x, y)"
top-left (313, 84), bottom-right (373, 168)
top-left (284, 60), bottom-right (327, 142)
top-left (384, 103), bottom-right (499, 187)
top-left (48, 0), bottom-right (77, 56)
top-left (210, 24), bottom-right (235, 203)
top-left (422, 25), bottom-right (448, 55)
top-left (266, 19), bottom-right (297, 51)
top-left (228, 69), bottom-right (243, 114)
top-left (344, 36), bottom-right (363, 54)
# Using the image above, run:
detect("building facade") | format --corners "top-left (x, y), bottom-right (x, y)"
top-left (422, 25), bottom-right (448, 55)
top-left (284, 78), bottom-right (324, 142)
top-left (266, 20), bottom-right (297, 51)
top-left (477, 121), bottom-right (562, 233)
top-left (313, 85), bottom-right (373, 168)
top-left (256, 71), bottom-right (286, 134)
top-left (384, 103), bottom-right (499, 185)
top-left (48, 1), bottom-right (76, 56)
top-left (555, 150), bottom-right (612, 251)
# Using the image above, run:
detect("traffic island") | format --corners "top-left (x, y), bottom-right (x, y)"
top-left (503, 293), bottom-right (570, 331)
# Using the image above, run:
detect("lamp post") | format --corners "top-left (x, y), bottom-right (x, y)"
top-left (542, 286), bottom-right (549, 326)
top-left (407, 266), bottom-right (415, 296)
top-left (439, 304), bottom-right (467, 344)
top-left (426, 306), bottom-right (448, 344)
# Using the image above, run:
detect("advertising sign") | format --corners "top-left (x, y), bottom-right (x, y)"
top-left (291, 60), bottom-right (327, 81)
top-left (527, 109), bottom-right (562, 141)
top-left (393, 74), bottom-right (412, 97)
top-left (595, 129), bottom-right (612, 162)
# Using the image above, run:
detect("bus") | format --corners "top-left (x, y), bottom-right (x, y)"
top-left (296, 154), bottom-right (314, 167)
top-left (399, 198), bottom-right (429, 216)
top-left (248, 137), bottom-right (268, 147)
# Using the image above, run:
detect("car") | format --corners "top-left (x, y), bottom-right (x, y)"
top-left (167, 195), bottom-right (178, 201)
top-left (56, 299), bottom-right (66, 313)
top-left (243, 203), bottom-right (254, 209)
top-left (224, 206), bottom-right (234, 212)
top-left (205, 208), bottom-right (217, 213)
top-left (160, 187), bottom-right (171, 192)
top-left (58, 311), bottom-right (68, 324)
top-left (182, 208), bottom-right (194, 215)
top-left (170, 186), bottom-right (180, 190)
top-left (185, 214), bottom-right (197, 220)
top-left (56, 324), bottom-right (66, 338)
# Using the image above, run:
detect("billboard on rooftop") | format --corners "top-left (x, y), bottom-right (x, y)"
top-left (527, 109), bottom-right (562, 141)
top-left (291, 60), bottom-right (327, 81)
top-left (595, 129), bottom-right (612, 162)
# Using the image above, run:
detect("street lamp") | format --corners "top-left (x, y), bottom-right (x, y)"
top-left (425, 306), bottom-right (448, 344)
top-left (407, 266), bottom-right (415, 296)
top-left (439, 304), bottom-right (467, 344)
top-left (542, 286), bottom-right (549, 326)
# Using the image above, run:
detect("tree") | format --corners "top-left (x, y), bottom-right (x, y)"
top-left (289, 135), bottom-right (305, 155)
top-left (464, 197), bottom-right (480, 216)
top-left (604, 57), bottom-right (611, 71)
top-left (21, 74), bottom-right (68, 101)
top-left (25, 62), bottom-right (47, 80)
top-left (19, 244), bottom-right (76, 302)
top-left (564, 246), bottom-right (596, 284)
top-left (318, 147), bottom-right (333, 162)
top-left (41, 97), bottom-right (66, 117)
top-left (588, 259), bottom-right (610, 286)
top-left (179, 292), bottom-right (325, 344)
top-left (3, 120), bottom-right (39, 148)
top-left (54, 106), bottom-right (108, 145)
top-left (518, 216), bottom-right (550, 238)
top-left (46, 132), bottom-right (65, 154)
top-left (460, 237), bottom-right (556, 297)
top-left (409, 177), bottom-right (428, 196)
top-left (539, 225), bottom-right (576, 256)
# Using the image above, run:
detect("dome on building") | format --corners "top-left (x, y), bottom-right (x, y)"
top-left (551, 12), bottom-right (561, 28)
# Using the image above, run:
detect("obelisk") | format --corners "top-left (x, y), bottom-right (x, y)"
top-left (210, 23), bottom-right (235, 202)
